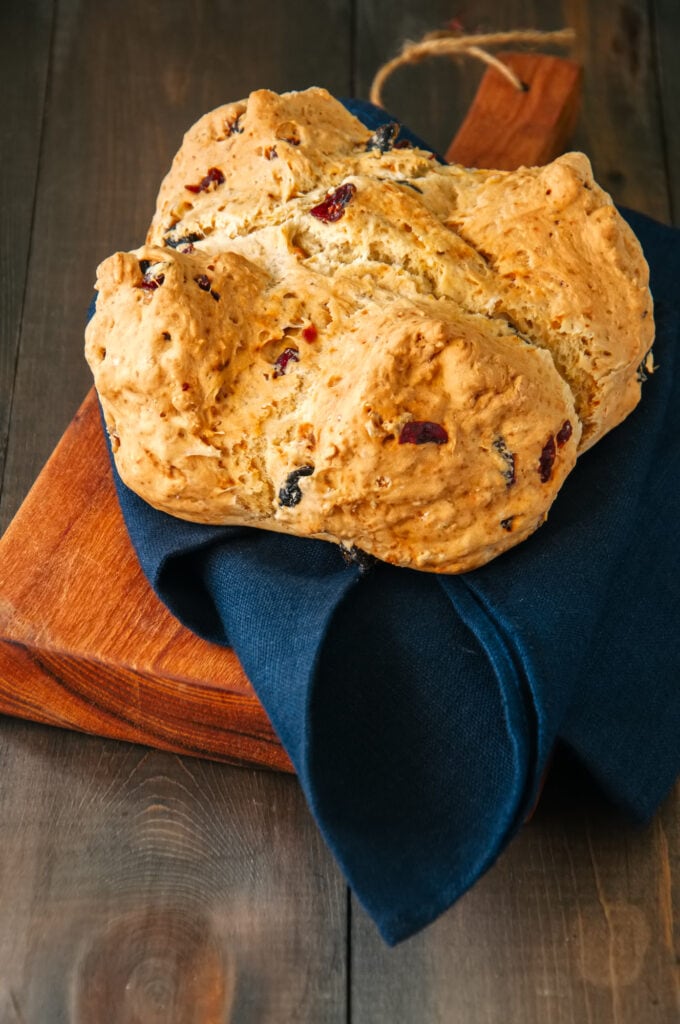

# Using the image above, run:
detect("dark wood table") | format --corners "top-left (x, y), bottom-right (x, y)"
top-left (1, 2), bottom-right (678, 1020)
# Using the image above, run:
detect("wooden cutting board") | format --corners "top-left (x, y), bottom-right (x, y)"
top-left (0, 54), bottom-right (581, 771)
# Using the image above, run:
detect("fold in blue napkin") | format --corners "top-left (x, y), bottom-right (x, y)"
top-left (99, 102), bottom-right (680, 944)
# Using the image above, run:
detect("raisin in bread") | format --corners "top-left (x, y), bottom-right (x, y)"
top-left (85, 87), bottom-right (654, 573)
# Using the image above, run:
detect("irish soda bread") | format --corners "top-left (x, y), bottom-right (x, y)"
top-left (85, 88), bottom-right (654, 573)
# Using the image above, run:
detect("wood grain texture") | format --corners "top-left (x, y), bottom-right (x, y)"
top-left (0, 53), bottom-right (581, 772)
top-left (0, 720), bottom-right (346, 1022)
top-left (0, 389), bottom-right (291, 772)
top-left (563, 0), bottom-right (671, 221)
top-left (445, 52), bottom-right (581, 167)
top-left (0, 3), bottom-right (54, 491)
top-left (351, 769), bottom-right (680, 1022)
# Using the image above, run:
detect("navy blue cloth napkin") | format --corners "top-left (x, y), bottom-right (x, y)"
top-left (99, 102), bottom-right (680, 945)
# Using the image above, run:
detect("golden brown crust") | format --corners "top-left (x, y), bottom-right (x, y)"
top-left (85, 88), bottom-right (653, 573)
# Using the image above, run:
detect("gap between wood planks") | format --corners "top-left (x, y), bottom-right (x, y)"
top-left (0, 1), bottom-right (56, 521)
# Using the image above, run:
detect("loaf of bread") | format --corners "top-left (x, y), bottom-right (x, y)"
top-left (85, 87), bottom-right (654, 573)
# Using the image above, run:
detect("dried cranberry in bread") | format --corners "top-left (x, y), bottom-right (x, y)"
top-left (85, 87), bottom-right (653, 573)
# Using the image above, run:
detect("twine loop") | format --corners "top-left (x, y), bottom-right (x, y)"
top-left (369, 28), bottom-right (576, 107)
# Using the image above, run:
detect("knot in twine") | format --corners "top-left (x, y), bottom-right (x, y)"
top-left (369, 28), bottom-right (576, 108)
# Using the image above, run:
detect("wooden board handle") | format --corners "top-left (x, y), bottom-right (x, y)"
top-left (446, 52), bottom-right (582, 168)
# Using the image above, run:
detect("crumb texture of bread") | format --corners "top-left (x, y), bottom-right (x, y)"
top-left (85, 87), bottom-right (654, 573)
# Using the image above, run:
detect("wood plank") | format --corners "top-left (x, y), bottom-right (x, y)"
top-left (563, 0), bottom-right (671, 221)
top-left (0, 719), bottom-right (346, 1022)
top-left (0, 52), bottom-right (581, 770)
top-left (351, 769), bottom-right (680, 1023)
top-left (652, 0), bottom-right (680, 225)
top-left (0, 3), bottom-right (54, 495)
